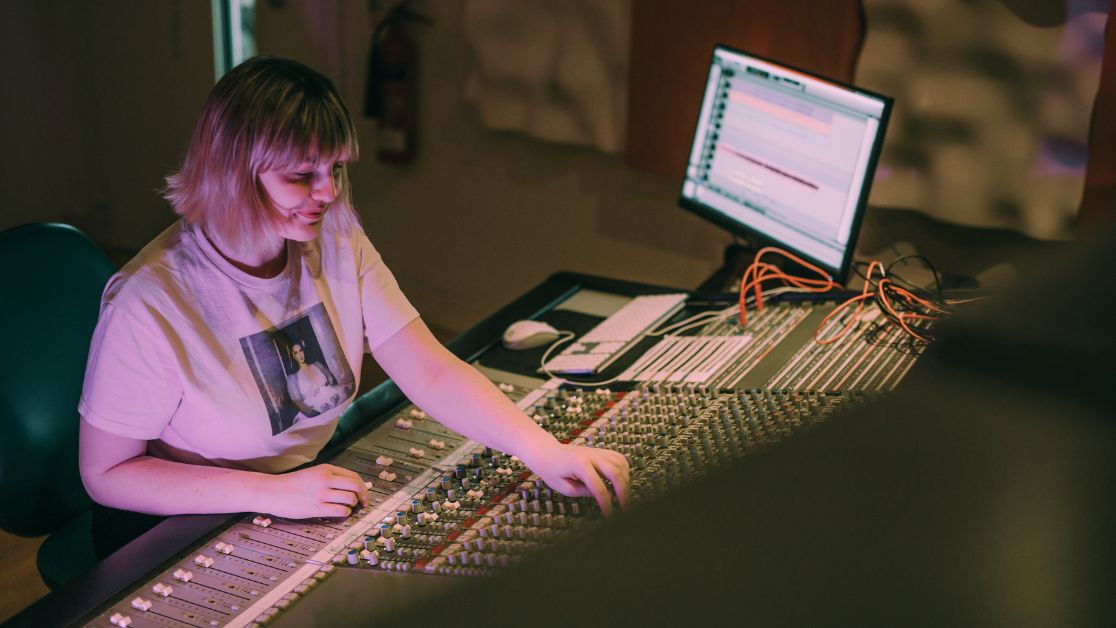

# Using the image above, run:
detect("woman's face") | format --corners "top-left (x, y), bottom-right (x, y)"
top-left (258, 159), bottom-right (345, 243)
top-left (291, 343), bottom-right (306, 365)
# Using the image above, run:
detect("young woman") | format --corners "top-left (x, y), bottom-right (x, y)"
top-left (78, 57), bottom-right (628, 555)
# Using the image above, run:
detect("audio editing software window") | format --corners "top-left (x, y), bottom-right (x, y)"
top-left (681, 46), bottom-right (889, 276)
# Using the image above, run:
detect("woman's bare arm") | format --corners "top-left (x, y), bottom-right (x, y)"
top-left (372, 319), bottom-right (630, 515)
top-left (79, 418), bottom-right (367, 518)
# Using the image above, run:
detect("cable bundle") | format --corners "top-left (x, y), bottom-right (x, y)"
top-left (815, 256), bottom-right (982, 346)
top-left (737, 247), bottom-right (837, 328)
top-left (736, 248), bottom-right (982, 347)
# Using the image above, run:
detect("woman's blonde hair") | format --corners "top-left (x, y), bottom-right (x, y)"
top-left (164, 56), bottom-right (360, 257)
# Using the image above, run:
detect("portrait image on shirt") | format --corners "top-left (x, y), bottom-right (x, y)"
top-left (239, 302), bottom-right (356, 435)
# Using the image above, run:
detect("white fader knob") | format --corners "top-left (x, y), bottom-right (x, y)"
top-left (109, 612), bottom-right (132, 627)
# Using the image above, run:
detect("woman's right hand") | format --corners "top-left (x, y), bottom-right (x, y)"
top-left (265, 464), bottom-right (369, 519)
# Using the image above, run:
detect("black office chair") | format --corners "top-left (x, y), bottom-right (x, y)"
top-left (0, 222), bottom-right (116, 589)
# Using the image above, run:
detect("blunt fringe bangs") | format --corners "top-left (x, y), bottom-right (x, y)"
top-left (164, 57), bottom-right (361, 257)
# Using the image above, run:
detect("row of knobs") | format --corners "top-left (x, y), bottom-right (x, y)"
top-left (631, 389), bottom-right (862, 497)
top-left (347, 386), bottom-right (867, 578)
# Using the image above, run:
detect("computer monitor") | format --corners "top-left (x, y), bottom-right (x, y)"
top-left (680, 45), bottom-right (892, 284)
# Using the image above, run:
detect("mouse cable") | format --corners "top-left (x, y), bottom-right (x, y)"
top-left (536, 331), bottom-right (629, 388)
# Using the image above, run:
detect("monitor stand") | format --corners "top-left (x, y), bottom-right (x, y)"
top-left (696, 240), bottom-right (829, 294)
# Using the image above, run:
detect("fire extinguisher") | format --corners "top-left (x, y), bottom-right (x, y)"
top-left (365, 2), bottom-right (429, 164)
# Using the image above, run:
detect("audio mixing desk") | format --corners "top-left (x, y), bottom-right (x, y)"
top-left (9, 272), bottom-right (926, 628)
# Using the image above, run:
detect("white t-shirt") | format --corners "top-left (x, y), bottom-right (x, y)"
top-left (79, 220), bottom-right (419, 473)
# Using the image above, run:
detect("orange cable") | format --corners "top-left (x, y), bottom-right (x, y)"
top-left (737, 247), bottom-right (837, 328)
top-left (813, 260), bottom-right (884, 345)
top-left (877, 279), bottom-right (933, 342)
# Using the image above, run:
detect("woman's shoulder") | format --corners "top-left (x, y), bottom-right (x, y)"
top-left (317, 220), bottom-right (374, 252)
top-left (102, 220), bottom-right (201, 310)
top-left (311, 220), bottom-right (383, 271)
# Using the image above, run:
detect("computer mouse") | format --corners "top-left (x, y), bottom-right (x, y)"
top-left (502, 320), bottom-right (561, 350)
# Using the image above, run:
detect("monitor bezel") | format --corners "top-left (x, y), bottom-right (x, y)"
top-left (678, 43), bottom-right (893, 285)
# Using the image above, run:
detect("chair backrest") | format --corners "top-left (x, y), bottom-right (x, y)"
top-left (0, 223), bottom-right (116, 536)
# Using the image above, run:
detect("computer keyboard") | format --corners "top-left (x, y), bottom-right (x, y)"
top-left (543, 293), bottom-right (688, 375)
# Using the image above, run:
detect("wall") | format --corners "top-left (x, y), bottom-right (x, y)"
top-left (1, 3), bottom-right (90, 235)
top-left (855, 0), bottom-right (1110, 240)
top-left (0, 1), bottom-right (214, 255)
top-left (1, 0), bottom-right (725, 334)
top-left (625, 0), bottom-right (865, 177)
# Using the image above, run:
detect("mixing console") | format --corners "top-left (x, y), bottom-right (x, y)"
top-left (75, 288), bottom-right (925, 628)
top-left (85, 380), bottom-right (874, 628)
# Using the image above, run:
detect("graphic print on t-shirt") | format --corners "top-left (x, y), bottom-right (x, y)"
top-left (239, 302), bottom-right (356, 435)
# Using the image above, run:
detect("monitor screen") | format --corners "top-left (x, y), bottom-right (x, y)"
top-left (680, 45), bottom-right (892, 284)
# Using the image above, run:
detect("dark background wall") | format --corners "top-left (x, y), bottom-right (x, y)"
top-left (4, 1), bottom-right (1111, 336)
top-left (0, 0), bottom-right (728, 334)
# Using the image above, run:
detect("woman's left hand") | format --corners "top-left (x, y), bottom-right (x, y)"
top-left (519, 440), bottom-right (630, 516)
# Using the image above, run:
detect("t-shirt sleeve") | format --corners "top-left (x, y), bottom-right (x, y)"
top-left (356, 231), bottom-right (420, 352)
top-left (79, 300), bottom-right (184, 440)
